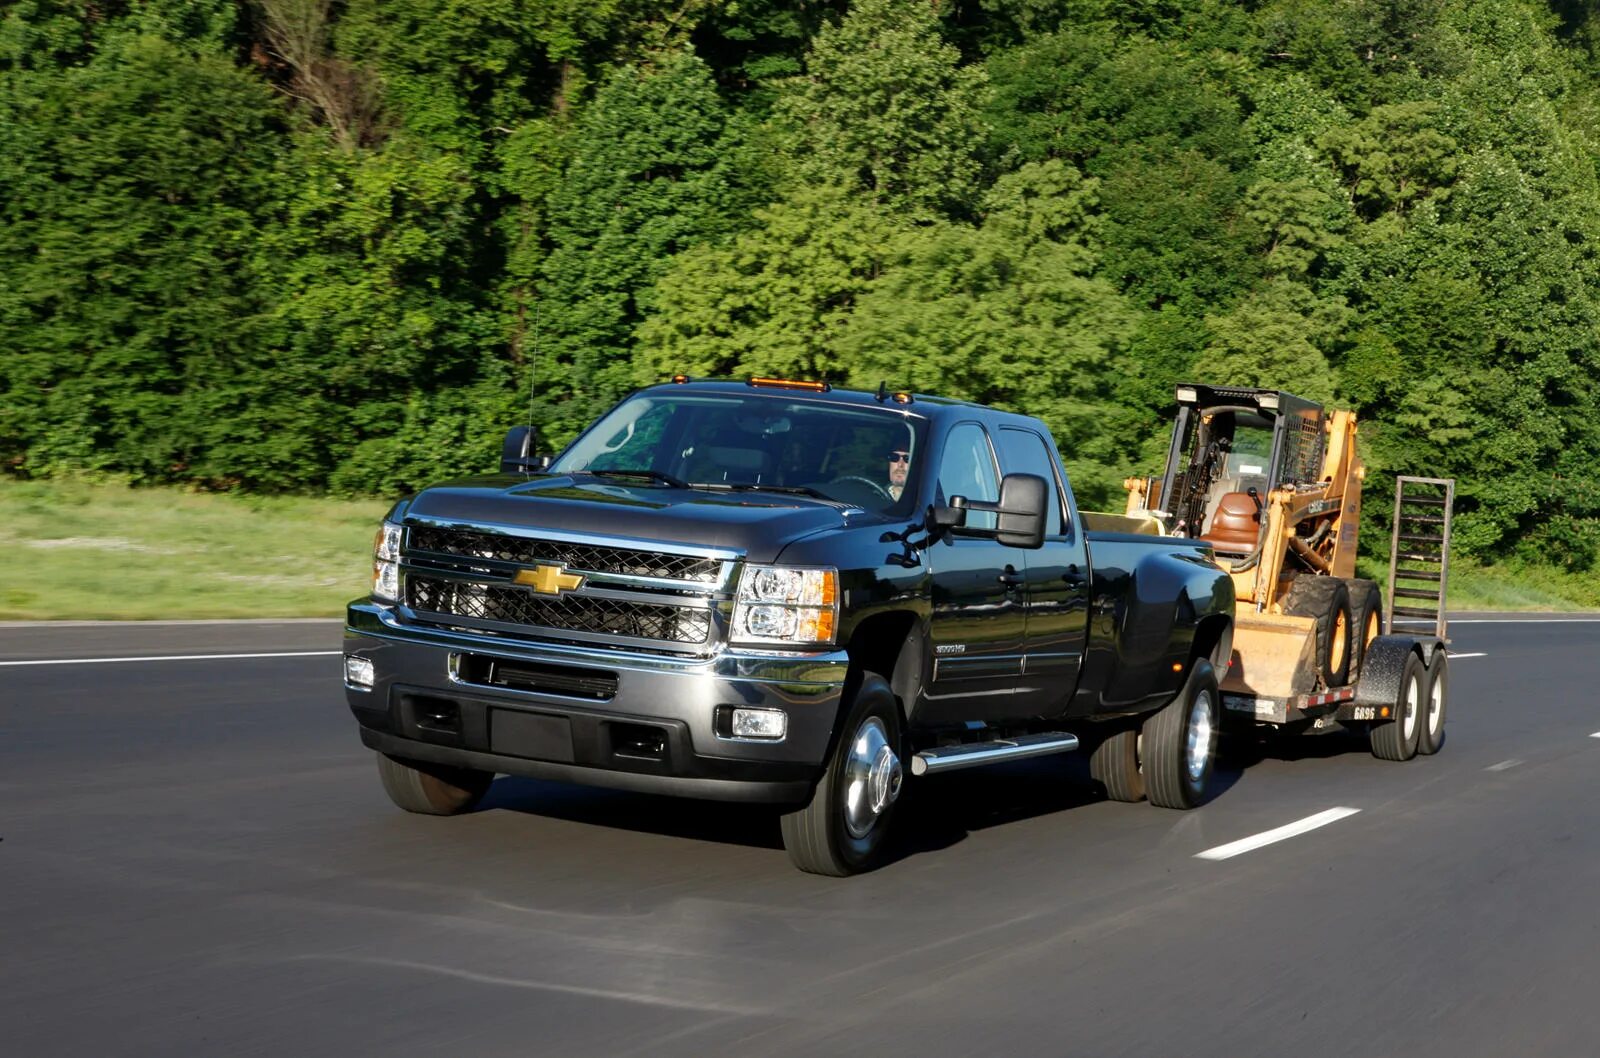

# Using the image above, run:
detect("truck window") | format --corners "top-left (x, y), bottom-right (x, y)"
top-left (996, 427), bottom-right (1064, 537)
top-left (936, 422), bottom-right (1000, 530)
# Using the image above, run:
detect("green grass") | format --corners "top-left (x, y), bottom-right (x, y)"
top-left (1, 479), bottom-right (1594, 620)
top-left (0, 479), bottom-right (389, 620)
top-left (1355, 555), bottom-right (1600, 613)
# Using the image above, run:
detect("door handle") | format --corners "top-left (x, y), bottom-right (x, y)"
top-left (1062, 564), bottom-right (1086, 586)
top-left (997, 566), bottom-right (1024, 589)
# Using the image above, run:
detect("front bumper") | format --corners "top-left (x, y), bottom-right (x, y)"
top-left (343, 601), bottom-right (848, 804)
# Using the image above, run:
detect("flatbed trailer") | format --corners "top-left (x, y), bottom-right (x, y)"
top-left (1125, 385), bottom-right (1453, 762)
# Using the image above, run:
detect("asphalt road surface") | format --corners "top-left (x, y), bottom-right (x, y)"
top-left (4, 618), bottom-right (1598, 1057)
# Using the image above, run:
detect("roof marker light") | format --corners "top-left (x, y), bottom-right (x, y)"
top-left (748, 376), bottom-right (830, 392)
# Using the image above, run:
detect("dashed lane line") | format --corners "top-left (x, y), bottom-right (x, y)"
top-left (1486, 759), bottom-right (1523, 772)
top-left (1195, 807), bottom-right (1362, 861)
top-left (1448, 652), bottom-right (1487, 659)
top-left (0, 651), bottom-right (342, 667)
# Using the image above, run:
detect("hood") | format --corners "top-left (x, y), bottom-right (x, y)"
top-left (400, 474), bottom-right (871, 563)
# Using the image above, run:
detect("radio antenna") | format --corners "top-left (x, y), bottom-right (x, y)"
top-left (526, 299), bottom-right (541, 438)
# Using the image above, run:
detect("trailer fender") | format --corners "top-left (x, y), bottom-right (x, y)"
top-left (1341, 634), bottom-right (1440, 721)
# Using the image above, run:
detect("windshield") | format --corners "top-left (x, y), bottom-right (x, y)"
top-left (550, 391), bottom-right (926, 513)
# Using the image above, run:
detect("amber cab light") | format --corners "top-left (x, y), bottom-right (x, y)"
top-left (748, 376), bottom-right (830, 392)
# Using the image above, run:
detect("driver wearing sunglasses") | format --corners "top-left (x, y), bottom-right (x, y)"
top-left (886, 447), bottom-right (912, 501)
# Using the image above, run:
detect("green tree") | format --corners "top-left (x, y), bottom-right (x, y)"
top-left (0, 29), bottom-right (285, 482)
top-left (776, 0), bottom-right (986, 217)
top-left (837, 161), bottom-right (1137, 503)
top-left (534, 52), bottom-right (749, 442)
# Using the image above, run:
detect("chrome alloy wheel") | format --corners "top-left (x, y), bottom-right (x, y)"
top-left (842, 716), bottom-right (901, 840)
top-left (1186, 689), bottom-right (1216, 784)
top-left (1424, 666), bottom-right (1442, 736)
top-left (1402, 671), bottom-right (1420, 741)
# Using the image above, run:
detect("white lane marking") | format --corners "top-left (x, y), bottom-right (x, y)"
top-left (1486, 759), bottom-right (1522, 772)
top-left (0, 651), bottom-right (341, 667)
top-left (1590, 732), bottom-right (1600, 740)
top-left (1447, 618), bottom-right (1600, 623)
top-left (1195, 807), bottom-right (1362, 861)
top-left (1448, 652), bottom-right (1487, 659)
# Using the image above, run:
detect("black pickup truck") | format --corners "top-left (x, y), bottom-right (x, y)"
top-left (344, 379), bottom-right (1234, 874)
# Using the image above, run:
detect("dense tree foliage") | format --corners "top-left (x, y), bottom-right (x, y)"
top-left (4, 0), bottom-right (1600, 568)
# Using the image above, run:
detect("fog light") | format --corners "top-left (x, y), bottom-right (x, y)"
top-left (344, 655), bottom-right (375, 690)
top-left (731, 707), bottom-right (787, 740)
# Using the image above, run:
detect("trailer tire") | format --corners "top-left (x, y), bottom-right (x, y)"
top-left (1089, 728), bottom-right (1145, 803)
top-left (376, 753), bottom-right (493, 815)
top-left (781, 672), bottom-right (903, 876)
top-left (1418, 648), bottom-right (1447, 755)
top-left (1369, 651), bottom-right (1426, 761)
top-left (1347, 579), bottom-right (1383, 677)
top-left (1283, 575), bottom-right (1353, 687)
top-left (1143, 659), bottom-right (1219, 810)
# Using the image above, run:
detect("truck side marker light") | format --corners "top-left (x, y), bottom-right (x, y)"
top-left (1380, 706), bottom-right (1391, 718)
top-left (1172, 662), bottom-right (1184, 672)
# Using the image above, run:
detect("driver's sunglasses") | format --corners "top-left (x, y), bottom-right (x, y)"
top-left (886, 451), bottom-right (911, 463)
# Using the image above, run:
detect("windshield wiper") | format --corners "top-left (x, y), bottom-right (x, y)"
top-left (692, 482), bottom-right (832, 499)
top-left (586, 468), bottom-right (689, 488)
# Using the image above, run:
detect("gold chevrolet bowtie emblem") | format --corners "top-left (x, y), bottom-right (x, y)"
top-left (513, 564), bottom-right (585, 595)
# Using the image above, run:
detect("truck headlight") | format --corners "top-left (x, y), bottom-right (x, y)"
top-left (372, 521), bottom-right (402, 602)
top-left (731, 565), bottom-right (838, 646)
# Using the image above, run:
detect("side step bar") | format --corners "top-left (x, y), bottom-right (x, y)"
top-left (911, 732), bottom-right (1080, 777)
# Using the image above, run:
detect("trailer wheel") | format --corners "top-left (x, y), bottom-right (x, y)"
top-left (1347, 579), bottom-right (1383, 677)
top-left (376, 753), bottom-right (494, 815)
top-left (1369, 651), bottom-right (1425, 761)
top-left (1089, 728), bottom-right (1145, 802)
top-left (1418, 648), bottom-right (1447, 755)
top-left (1283, 576), bottom-right (1353, 687)
top-left (781, 672), bottom-right (903, 876)
top-left (1143, 659), bottom-right (1219, 809)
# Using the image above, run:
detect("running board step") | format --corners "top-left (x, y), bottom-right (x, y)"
top-left (911, 732), bottom-right (1080, 776)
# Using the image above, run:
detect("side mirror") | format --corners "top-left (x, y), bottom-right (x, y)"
top-left (995, 473), bottom-right (1047, 549)
top-left (500, 426), bottom-right (551, 474)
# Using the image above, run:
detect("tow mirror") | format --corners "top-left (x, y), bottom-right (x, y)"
top-left (994, 473), bottom-right (1047, 549)
top-left (501, 426), bottom-right (551, 474)
top-left (935, 476), bottom-right (1047, 549)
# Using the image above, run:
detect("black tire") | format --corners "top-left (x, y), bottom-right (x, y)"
top-left (376, 752), bottom-right (494, 815)
top-left (1369, 651), bottom-right (1426, 761)
top-left (1418, 648), bottom-right (1447, 755)
top-left (1089, 728), bottom-right (1145, 802)
top-left (1282, 575), bottom-right (1353, 687)
top-left (781, 672), bottom-right (904, 876)
top-left (1347, 579), bottom-right (1383, 678)
top-left (1142, 659), bottom-right (1219, 810)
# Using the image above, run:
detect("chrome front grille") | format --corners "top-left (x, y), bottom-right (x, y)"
top-left (399, 525), bottom-right (731, 652)
top-left (407, 576), bottom-right (713, 645)
top-left (408, 527), bottom-right (722, 583)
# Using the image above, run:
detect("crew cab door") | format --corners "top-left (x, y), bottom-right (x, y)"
top-left (995, 426), bottom-right (1090, 717)
top-left (920, 421), bottom-right (1025, 725)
